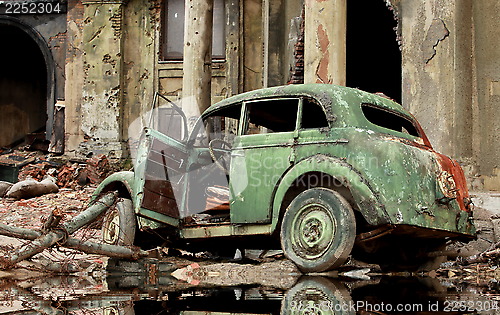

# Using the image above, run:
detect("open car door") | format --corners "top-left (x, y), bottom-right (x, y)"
top-left (138, 94), bottom-right (190, 224)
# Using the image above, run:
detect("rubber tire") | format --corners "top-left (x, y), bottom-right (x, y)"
top-left (281, 277), bottom-right (354, 315)
top-left (280, 188), bottom-right (356, 273)
top-left (102, 198), bottom-right (136, 246)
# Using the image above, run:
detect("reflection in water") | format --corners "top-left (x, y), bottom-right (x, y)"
top-left (0, 274), bottom-right (499, 314)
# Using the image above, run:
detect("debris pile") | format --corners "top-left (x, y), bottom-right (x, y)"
top-left (0, 151), bottom-right (113, 201)
top-left (16, 154), bottom-right (113, 190)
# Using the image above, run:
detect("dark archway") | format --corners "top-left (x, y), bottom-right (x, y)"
top-left (0, 17), bottom-right (55, 148)
top-left (346, 1), bottom-right (401, 103)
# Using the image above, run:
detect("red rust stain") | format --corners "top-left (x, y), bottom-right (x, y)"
top-left (435, 152), bottom-right (471, 212)
top-left (316, 24), bottom-right (331, 84)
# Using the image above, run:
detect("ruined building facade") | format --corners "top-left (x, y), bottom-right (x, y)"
top-left (0, 0), bottom-right (499, 191)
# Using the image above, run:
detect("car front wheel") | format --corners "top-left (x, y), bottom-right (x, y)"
top-left (280, 188), bottom-right (356, 272)
top-left (102, 198), bottom-right (136, 246)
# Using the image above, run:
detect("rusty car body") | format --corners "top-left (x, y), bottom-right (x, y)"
top-left (92, 84), bottom-right (475, 272)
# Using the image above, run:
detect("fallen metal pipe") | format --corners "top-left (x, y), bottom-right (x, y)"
top-left (0, 192), bottom-right (147, 269)
top-left (0, 223), bottom-right (148, 260)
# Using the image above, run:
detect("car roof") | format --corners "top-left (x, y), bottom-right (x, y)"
top-left (204, 84), bottom-right (410, 122)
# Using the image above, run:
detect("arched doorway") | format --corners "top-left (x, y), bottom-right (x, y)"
top-left (0, 18), bottom-right (54, 148)
top-left (346, 1), bottom-right (401, 103)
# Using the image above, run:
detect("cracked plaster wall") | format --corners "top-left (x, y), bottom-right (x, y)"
top-left (400, 0), bottom-right (476, 185)
top-left (472, 0), bottom-right (500, 191)
top-left (66, 0), bottom-right (158, 159)
top-left (79, 1), bottom-right (124, 157)
top-left (400, 0), bottom-right (500, 191)
top-left (401, 0), bottom-right (468, 158)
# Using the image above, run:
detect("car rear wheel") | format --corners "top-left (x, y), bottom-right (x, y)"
top-left (281, 277), bottom-right (354, 315)
top-left (102, 198), bottom-right (136, 246)
top-left (280, 188), bottom-right (356, 272)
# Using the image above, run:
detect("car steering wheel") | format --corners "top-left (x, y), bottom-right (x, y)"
top-left (208, 139), bottom-right (232, 175)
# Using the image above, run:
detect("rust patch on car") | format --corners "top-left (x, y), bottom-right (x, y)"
top-left (435, 152), bottom-right (472, 212)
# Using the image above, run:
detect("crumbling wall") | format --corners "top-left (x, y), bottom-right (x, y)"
top-left (400, 0), bottom-right (500, 191)
top-left (243, 0), bottom-right (264, 91)
top-left (65, 0), bottom-right (85, 154)
top-left (79, 0), bottom-right (126, 158)
top-left (66, 0), bottom-right (127, 159)
top-left (122, 0), bottom-right (158, 148)
top-left (472, 1), bottom-right (500, 191)
top-left (401, 0), bottom-right (471, 157)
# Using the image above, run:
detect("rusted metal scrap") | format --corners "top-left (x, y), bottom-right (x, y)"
top-left (0, 192), bottom-right (148, 270)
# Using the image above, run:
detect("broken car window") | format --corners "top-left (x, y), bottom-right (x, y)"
top-left (361, 103), bottom-right (420, 137)
top-left (301, 98), bottom-right (329, 129)
top-left (193, 104), bottom-right (241, 147)
top-left (148, 94), bottom-right (187, 143)
top-left (244, 99), bottom-right (299, 134)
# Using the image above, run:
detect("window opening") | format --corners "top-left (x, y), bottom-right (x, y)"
top-left (244, 99), bottom-right (299, 134)
top-left (149, 94), bottom-right (187, 143)
top-left (301, 98), bottom-right (329, 129)
top-left (361, 104), bottom-right (419, 137)
top-left (347, 0), bottom-right (401, 103)
top-left (193, 104), bottom-right (241, 147)
top-left (162, 0), bottom-right (226, 60)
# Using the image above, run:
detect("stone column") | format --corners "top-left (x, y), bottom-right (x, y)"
top-left (182, 0), bottom-right (214, 128)
top-left (304, 0), bottom-right (346, 85)
top-left (79, 0), bottom-right (126, 158)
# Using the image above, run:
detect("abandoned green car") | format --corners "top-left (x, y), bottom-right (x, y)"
top-left (92, 84), bottom-right (475, 272)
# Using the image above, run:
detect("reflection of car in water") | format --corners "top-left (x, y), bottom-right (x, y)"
top-left (92, 84), bottom-right (475, 272)
top-left (3, 271), bottom-right (480, 314)
top-left (105, 273), bottom-right (355, 315)
top-left (102, 275), bottom-right (448, 314)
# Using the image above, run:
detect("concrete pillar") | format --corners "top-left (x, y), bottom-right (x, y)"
top-left (400, 1), bottom-right (476, 179)
top-left (182, 0), bottom-right (214, 128)
top-left (304, 0), bottom-right (346, 85)
top-left (76, 0), bottom-right (126, 158)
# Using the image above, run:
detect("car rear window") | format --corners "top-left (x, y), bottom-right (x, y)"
top-left (301, 98), bottom-right (329, 129)
top-left (361, 104), bottom-right (420, 137)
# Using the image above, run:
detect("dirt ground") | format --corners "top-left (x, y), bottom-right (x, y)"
top-left (0, 188), bottom-right (94, 231)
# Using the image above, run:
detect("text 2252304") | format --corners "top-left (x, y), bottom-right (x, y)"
top-left (1, 1), bottom-right (66, 15)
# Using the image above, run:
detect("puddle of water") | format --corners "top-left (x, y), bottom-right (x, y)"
top-left (1, 273), bottom-right (499, 314)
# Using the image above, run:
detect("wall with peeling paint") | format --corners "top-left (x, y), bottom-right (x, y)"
top-left (401, 0), bottom-right (468, 157)
top-left (66, 0), bottom-right (158, 159)
top-left (472, 0), bottom-right (500, 190)
top-left (399, 0), bottom-right (499, 190)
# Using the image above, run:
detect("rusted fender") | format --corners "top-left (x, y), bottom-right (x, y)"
top-left (271, 154), bottom-right (390, 232)
top-left (90, 171), bottom-right (136, 202)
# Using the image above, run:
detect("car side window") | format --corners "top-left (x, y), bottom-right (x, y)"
top-left (361, 103), bottom-right (420, 137)
top-left (301, 98), bottom-right (329, 129)
top-left (193, 104), bottom-right (241, 147)
top-left (243, 98), bottom-right (299, 135)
